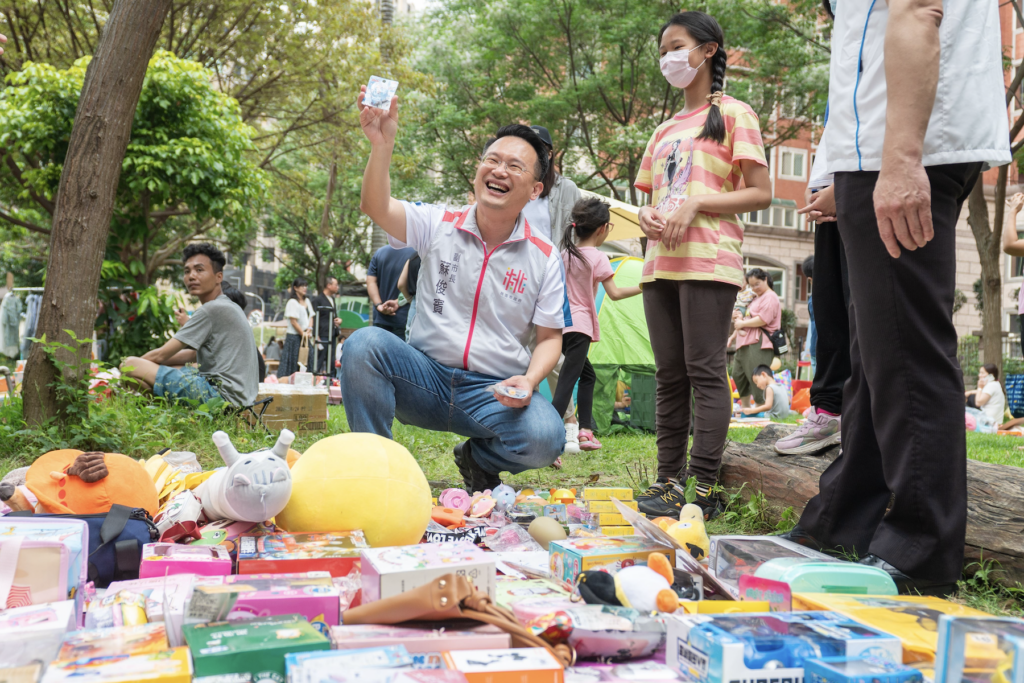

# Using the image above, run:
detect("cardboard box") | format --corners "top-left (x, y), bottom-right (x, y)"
top-left (288, 670), bottom-right (468, 683)
top-left (140, 543), bottom-right (231, 579)
top-left (666, 612), bottom-right (904, 683)
top-left (494, 578), bottom-right (571, 610)
top-left (0, 601), bottom-right (76, 670)
top-left (443, 648), bottom-right (563, 683)
top-left (361, 542), bottom-right (496, 603)
top-left (193, 676), bottom-right (252, 683)
top-left (591, 513), bottom-right (629, 526)
top-left (804, 657), bottom-right (924, 683)
top-left (599, 526), bottom-right (635, 536)
top-left (184, 614), bottom-right (330, 681)
top-left (586, 500), bottom-right (637, 513)
top-left (331, 624), bottom-right (511, 653)
top-left (185, 572), bottom-right (340, 635)
top-left (581, 488), bottom-right (632, 502)
top-left (237, 532), bottom-right (367, 577)
top-left (548, 536), bottom-right (674, 590)
top-left (285, 646), bottom-right (412, 677)
top-left (42, 648), bottom-right (191, 682)
top-left (0, 665), bottom-right (41, 683)
top-left (103, 575), bottom-right (195, 647)
top-left (57, 623), bottom-right (169, 663)
top-left (934, 615), bottom-right (1024, 683)
top-left (256, 384), bottom-right (329, 434)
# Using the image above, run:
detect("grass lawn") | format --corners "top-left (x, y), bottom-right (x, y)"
top-left (1, 397), bottom-right (1022, 614)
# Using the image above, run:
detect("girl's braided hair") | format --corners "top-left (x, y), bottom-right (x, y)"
top-left (658, 11), bottom-right (728, 145)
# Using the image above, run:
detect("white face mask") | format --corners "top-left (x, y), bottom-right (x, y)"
top-left (660, 45), bottom-right (706, 89)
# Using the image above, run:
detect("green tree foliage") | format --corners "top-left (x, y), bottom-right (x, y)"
top-left (405, 0), bottom-right (827, 205)
top-left (0, 51), bottom-right (268, 284)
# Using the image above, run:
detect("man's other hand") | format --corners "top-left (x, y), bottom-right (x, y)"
top-left (175, 308), bottom-right (190, 327)
top-left (377, 300), bottom-right (399, 315)
top-left (334, 317), bottom-right (342, 327)
top-left (495, 376), bottom-right (533, 409)
top-left (874, 158), bottom-right (932, 258)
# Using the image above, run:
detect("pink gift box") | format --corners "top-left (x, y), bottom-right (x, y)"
top-left (331, 623), bottom-right (511, 652)
top-left (139, 542), bottom-right (232, 578)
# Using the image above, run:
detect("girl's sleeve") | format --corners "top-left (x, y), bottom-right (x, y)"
top-left (633, 130), bottom-right (659, 195)
top-left (595, 253), bottom-right (616, 282)
top-left (730, 104), bottom-right (768, 167)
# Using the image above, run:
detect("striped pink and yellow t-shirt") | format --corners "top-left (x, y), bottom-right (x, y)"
top-left (634, 97), bottom-right (767, 287)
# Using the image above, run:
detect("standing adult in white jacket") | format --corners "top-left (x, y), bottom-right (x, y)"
top-left (783, 0), bottom-right (1011, 596)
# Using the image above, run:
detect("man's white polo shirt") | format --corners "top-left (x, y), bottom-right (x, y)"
top-left (389, 202), bottom-right (570, 380)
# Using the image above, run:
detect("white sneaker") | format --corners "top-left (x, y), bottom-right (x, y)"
top-left (564, 422), bottom-right (581, 455)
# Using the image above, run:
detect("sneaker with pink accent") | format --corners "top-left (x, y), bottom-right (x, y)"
top-left (578, 428), bottom-right (603, 451)
top-left (774, 409), bottom-right (841, 455)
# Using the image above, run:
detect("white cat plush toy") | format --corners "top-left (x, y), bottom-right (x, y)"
top-left (195, 430), bottom-right (294, 523)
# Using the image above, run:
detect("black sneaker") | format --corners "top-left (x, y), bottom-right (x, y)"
top-left (692, 482), bottom-right (723, 521)
top-left (453, 441), bottom-right (501, 493)
top-left (636, 478), bottom-right (670, 504)
top-left (637, 479), bottom-right (686, 518)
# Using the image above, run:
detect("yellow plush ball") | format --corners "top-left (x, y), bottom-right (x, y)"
top-left (276, 433), bottom-right (432, 547)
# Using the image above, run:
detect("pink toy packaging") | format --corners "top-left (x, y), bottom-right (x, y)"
top-left (139, 542), bottom-right (231, 578)
top-left (237, 531), bottom-right (368, 577)
top-left (185, 572), bottom-right (340, 635)
top-left (360, 541), bottom-right (496, 604)
top-left (331, 624), bottom-right (512, 652)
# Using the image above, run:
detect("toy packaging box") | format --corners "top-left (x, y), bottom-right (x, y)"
top-left (237, 531), bottom-right (368, 577)
top-left (794, 594), bottom-right (992, 663)
top-left (185, 572), bottom-right (340, 635)
top-left (103, 574), bottom-right (196, 647)
top-left (285, 644), bottom-right (412, 673)
top-left (443, 648), bottom-right (564, 683)
top-left (707, 535), bottom-right (837, 599)
top-left (0, 600), bottom-right (76, 670)
top-left (934, 615), bottom-right (1024, 683)
top-left (56, 622), bottom-right (169, 663)
top-left (586, 500), bottom-right (637, 514)
top-left (193, 675), bottom-right (253, 683)
top-left (40, 647), bottom-right (193, 682)
top-left (290, 670), bottom-right (469, 683)
top-left (360, 541), bottom-right (496, 603)
top-left (0, 664), bottom-right (42, 683)
top-left (581, 488), bottom-right (632, 502)
top-left (183, 613), bottom-right (330, 681)
top-left (331, 624), bottom-right (511, 652)
top-left (548, 536), bottom-right (675, 590)
top-left (804, 657), bottom-right (924, 683)
top-left (666, 612), bottom-right (904, 683)
top-left (495, 578), bottom-right (572, 610)
top-left (140, 542), bottom-right (232, 578)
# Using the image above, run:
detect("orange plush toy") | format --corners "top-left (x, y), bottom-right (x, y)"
top-left (25, 449), bottom-right (159, 516)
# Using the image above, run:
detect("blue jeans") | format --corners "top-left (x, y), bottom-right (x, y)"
top-left (154, 366), bottom-right (221, 403)
top-left (340, 327), bottom-right (564, 475)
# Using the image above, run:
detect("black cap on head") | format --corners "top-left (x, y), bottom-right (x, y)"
top-left (530, 125), bottom-right (553, 148)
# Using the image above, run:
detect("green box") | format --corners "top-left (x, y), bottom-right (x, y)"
top-left (183, 614), bottom-right (330, 683)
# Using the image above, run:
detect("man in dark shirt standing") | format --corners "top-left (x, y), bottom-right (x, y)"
top-left (310, 276), bottom-right (342, 376)
top-left (367, 245), bottom-right (415, 337)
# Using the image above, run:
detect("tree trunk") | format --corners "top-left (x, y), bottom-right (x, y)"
top-left (967, 175), bottom-right (1004, 371)
top-left (22, 0), bottom-right (171, 426)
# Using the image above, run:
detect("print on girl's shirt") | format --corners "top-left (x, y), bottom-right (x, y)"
top-left (654, 137), bottom-right (694, 217)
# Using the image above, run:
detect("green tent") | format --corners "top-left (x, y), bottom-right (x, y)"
top-left (589, 256), bottom-right (655, 433)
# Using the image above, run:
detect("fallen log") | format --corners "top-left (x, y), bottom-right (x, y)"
top-left (720, 424), bottom-right (1024, 586)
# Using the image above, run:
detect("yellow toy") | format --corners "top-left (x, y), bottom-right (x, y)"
top-left (667, 503), bottom-right (710, 561)
top-left (275, 433), bottom-right (432, 547)
top-left (549, 488), bottom-right (576, 504)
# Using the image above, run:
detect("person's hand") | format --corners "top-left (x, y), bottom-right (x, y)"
top-left (357, 85), bottom-right (398, 147)
top-left (874, 158), bottom-right (932, 258)
top-left (0, 34), bottom-right (6, 58)
top-left (175, 308), bottom-right (189, 326)
top-left (494, 376), bottom-right (533, 408)
top-left (661, 198), bottom-right (702, 251)
top-left (334, 317), bottom-right (342, 327)
top-left (1008, 192), bottom-right (1024, 216)
top-left (377, 299), bottom-right (398, 315)
top-left (798, 185), bottom-right (837, 223)
top-left (732, 310), bottom-right (742, 322)
top-left (638, 206), bottom-right (666, 241)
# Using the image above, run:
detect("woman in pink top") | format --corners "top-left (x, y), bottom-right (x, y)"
top-left (732, 268), bottom-right (781, 409)
top-left (554, 198), bottom-right (642, 453)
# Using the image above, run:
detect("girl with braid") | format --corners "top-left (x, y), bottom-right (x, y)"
top-left (634, 11), bottom-right (772, 521)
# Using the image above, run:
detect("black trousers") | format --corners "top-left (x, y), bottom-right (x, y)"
top-left (808, 222), bottom-right (851, 415)
top-left (799, 163), bottom-right (981, 583)
top-left (551, 331), bottom-right (596, 430)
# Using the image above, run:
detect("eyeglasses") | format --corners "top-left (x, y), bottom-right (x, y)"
top-left (481, 154), bottom-right (533, 177)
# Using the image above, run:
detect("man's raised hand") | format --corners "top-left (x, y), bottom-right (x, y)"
top-left (358, 85), bottom-right (398, 147)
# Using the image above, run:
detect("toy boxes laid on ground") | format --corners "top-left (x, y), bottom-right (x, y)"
top-left (804, 657), bottom-right (924, 683)
top-left (360, 541), bottom-right (496, 602)
top-left (331, 624), bottom-right (511, 652)
top-left (581, 488), bottom-right (633, 502)
top-left (183, 613), bottom-right (330, 681)
top-left (40, 647), bottom-right (193, 682)
top-left (185, 572), bottom-right (340, 634)
top-left (103, 574), bottom-right (196, 647)
top-left (255, 383), bottom-right (329, 434)
top-left (666, 612), bottom-right (904, 683)
top-left (0, 601), bottom-right (76, 671)
top-left (140, 543), bottom-right (232, 578)
top-left (237, 531), bottom-right (368, 577)
top-left (56, 622), bottom-right (168, 662)
top-left (934, 615), bottom-right (1024, 683)
top-left (548, 536), bottom-right (674, 590)
top-left (443, 648), bottom-right (564, 683)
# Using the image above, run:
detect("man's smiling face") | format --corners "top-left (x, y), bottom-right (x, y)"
top-left (473, 136), bottom-right (544, 217)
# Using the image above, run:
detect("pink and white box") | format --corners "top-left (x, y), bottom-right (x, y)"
top-left (360, 542), bottom-right (496, 604)
top-left (139, 542), bottom-right (231, 578)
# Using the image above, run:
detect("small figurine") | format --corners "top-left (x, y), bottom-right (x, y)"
top-left (194, 430), bottom-right (294, 523)
top-left (491, 483), bottom-right (517, 512)
top-left (666, 503), bottom-right (710, 561)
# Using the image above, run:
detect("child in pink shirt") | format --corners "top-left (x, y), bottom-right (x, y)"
top-left (555, 197), bottom-right (642, 453)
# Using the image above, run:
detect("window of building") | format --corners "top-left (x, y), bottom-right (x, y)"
top-left (778, 147), bottom-right (807, 180)
top-left (743, 256), bottom-right (786, 300)
top-left (795, 264), bottom-right (809, 302)
top-left (746, 205), bottom-right (802, 231)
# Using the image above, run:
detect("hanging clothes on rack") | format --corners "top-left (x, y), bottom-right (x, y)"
top-left (0, 293), bottom-right (23, 359)
top-left (20, 294), bottom-right (41, 359)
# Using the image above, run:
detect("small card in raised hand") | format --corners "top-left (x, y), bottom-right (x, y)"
top-left (363, 75), bottom-right (398, 110)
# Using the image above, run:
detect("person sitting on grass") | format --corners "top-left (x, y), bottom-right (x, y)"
top-left (737, 365), bottom-right (790, 421)
top-left (121, 244), bottom-right (258, 407)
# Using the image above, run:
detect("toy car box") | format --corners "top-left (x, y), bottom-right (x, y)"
top-left (185, 572), bottom-right (340, 635)
top-left (548, 536), bottom-right (674, 590)
top-left (443, 648), bottom-right (564, 683)
top-left (666, 612), bottom-right (903, 683)
top-left (360, 541), bottom-right (496, 603)
top-left (237, 531), bottom-right (367, 577)
top-left (40, 647), bottom-right (192, 683)
top-left (804, 657), bottom-right (924, 683)
top-left (184, 613), bottom-right (330, 681)
top-left (139, 542), bottom-right (231, 578)
top-left (934, 615), bottom-right (1024, 683)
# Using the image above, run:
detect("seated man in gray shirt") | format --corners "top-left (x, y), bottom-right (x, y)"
top-left (121, 243), bottom-right (259, 407)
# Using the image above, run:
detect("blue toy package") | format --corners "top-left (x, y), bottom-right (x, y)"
top-left (804, 657), bottom-right (923, 683)
top-left (934, 615), bottom-right (1024, 683)
top-left (666, 611), bottom-right (904, 683)
top-left (285, 645), bottom-right (413, 675)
